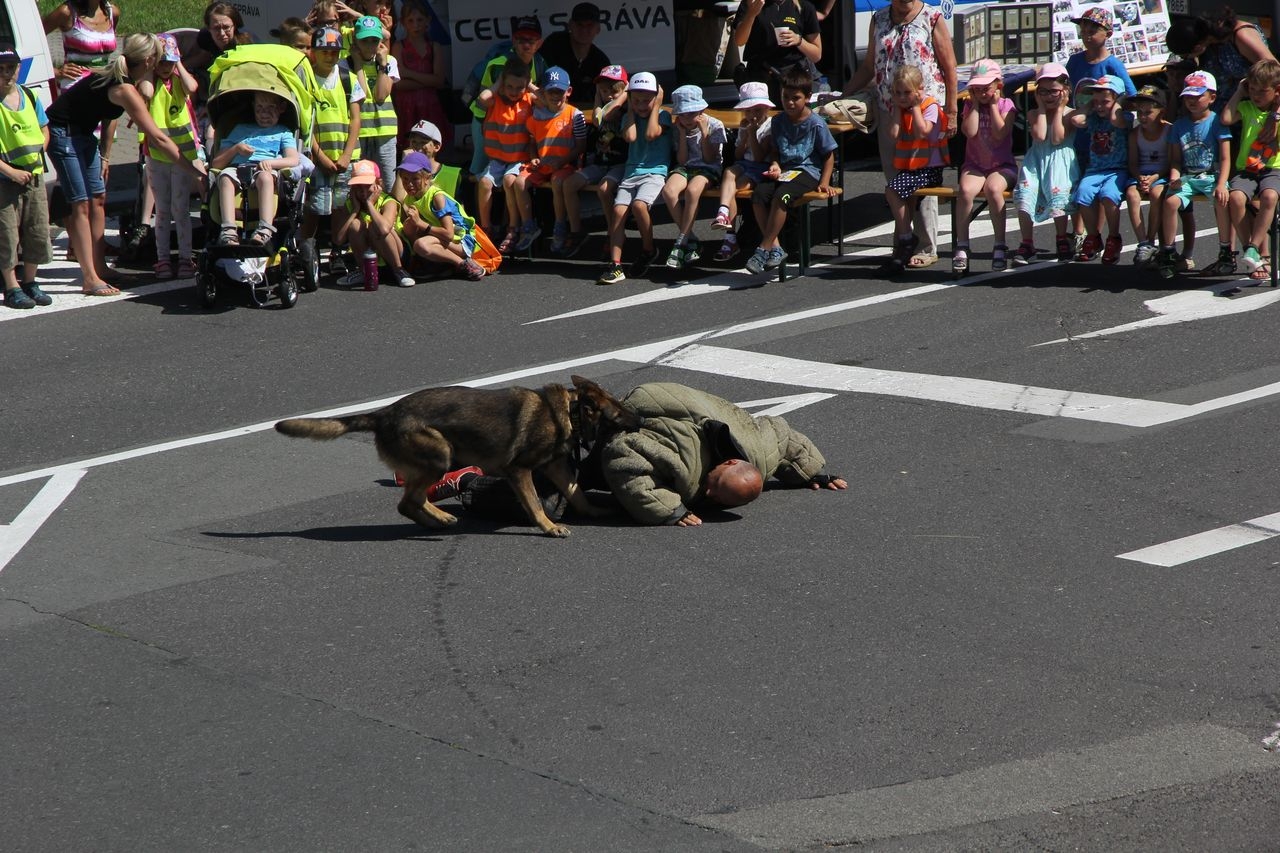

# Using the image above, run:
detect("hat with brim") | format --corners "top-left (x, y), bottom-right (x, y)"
top-left (1070, 6), bottom-right (1114, 31)
top-left (348, 159), bottom-right (380, 186)
top-left (627, 71), bottom-right (658, 93)
top-left (1087, 75), bottom-right (1125, 95)
top-left (1124, 85), bottom-right (1167, 108)
top-left (513, 15), bottom-right (543, 38)
top-left (0, 47), bottom-right (19, 66)
top-left (1036, 62), bottom-right (1069, 82)
top-left (597, 64), bottom-right (628, 84)
top-left (966, 58), bottom-right (1001, 88)
top-left (671, 84), bottom-right (708, 114)
top-left (409, 120), bottom-right (442, 144)
top-left (160, 33), bottom-right (181, 63)
top-left (312, 27), bottom-right (342, 49)
top-left (354, 15), bottom-right (383, 41)
top-left (398, 152), bottom-right (433, 173)
top-left (1181, 70), bottom-right (1217, 97)
top-left (570, 2), bottom-right (602, 22)
top-left (734, 81), bottom-right (774, 110)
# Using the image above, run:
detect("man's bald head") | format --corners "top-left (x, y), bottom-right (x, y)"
top-left (704, 458), bottom-right (764, 508)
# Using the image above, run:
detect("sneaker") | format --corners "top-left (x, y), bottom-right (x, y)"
top-left (460, 258), bottom-right (485, 281)
top-left (597, 262), bottom-right (626, 285)
top-left (338, 268), bottom-right (365, 287)
top-left (1055, 235), bottom-right (1073, 262)
top-left (1241, 245), bottom-right (1264, 273)
top-left (427, 466), bottom-right (485, 502)
top-left (549, 222), bottom-right (569, 254)
top-left (763, 246), bottom-right (787, 270)
top-left (1214, 246), bottom-right (1238, 275)
top-left (1013, 242), bottom-right (1039, 266)
top-left (497, 229), bottom-right (520, 254)
top-left (394, 269), bottom-right (417, 287)
top-left (329, 250), bottom-right (351, 276)
top-left (745, 247), bottom-right (769, 274)
top-left (1154, 248), bottom-right (1179, 279)
top-left (1071, 232), bottom-right (1085, 256)
top-left (153, 259), bottom-right (174, 279)
top-left (4, 287), bottom-right (35, 309)
top-left (630, 245), bottom-right (661, 276)
top-left (20, 282), bottom-right (51, 306)
top-left (515, 223), bottom-right (542, 252)
top-left (685, 237), bottom-right (701, 263)
top-left (711, 210), bottom-right (732, 230)
top-left (561, 231), bottom-right (588, 259)
top-left (1075, 233), bottom-right (1102, 262)
top-left (666, 243), bottom-right (687, 269)
top-left (1133, 241), bottom-right (1156, 265)
top-left (714, 234), bottom-right (739, 262)
top-left (991, 244), bottom-right (1008, 272)
top-left (1101, 234), bottom-right (1123, 265)
top-left (177, 258), bottom-right (198, 278)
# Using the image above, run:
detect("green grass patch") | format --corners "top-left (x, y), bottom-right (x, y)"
top-left (39, 0), bottom-right (212, 38)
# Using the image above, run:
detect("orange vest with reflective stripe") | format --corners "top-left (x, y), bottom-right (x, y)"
top-left (526, 104), bottom-right (578, 173)
top-left (483, 92), bottom-right (533, 164)
top-left (893, 97), bottom-right (948, 170)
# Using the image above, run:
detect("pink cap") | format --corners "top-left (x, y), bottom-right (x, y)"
top-left (348, 159), bottom-right (380, 186)
top-left (1037, 62), bottom-right (1069, 82)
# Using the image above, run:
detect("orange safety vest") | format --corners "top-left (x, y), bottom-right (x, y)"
top-left (483, 92), bottom-right (533, 164)
top-left (893, 97), bottom-right (948, 170)
top-left (526, 104), bottom-right (579, 173)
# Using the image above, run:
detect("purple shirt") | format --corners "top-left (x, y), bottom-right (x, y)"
top-left (962, 97), bottom-right (1016, 174)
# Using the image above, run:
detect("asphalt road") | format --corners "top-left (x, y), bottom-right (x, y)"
top-left (3, 168), bottom-right (1280, 851)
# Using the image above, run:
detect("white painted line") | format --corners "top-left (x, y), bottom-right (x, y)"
top-left (735, 393), bottom-right (837, 416)
top-left (1118, 511), bottom-right (1280, 566)
top-left (0, 470), bottom-right (87, 569)
top-left (690, 723), bottom-right (1277, 848)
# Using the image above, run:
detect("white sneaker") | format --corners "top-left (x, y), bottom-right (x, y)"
top-left (395, 271), bottom-right (416, 287)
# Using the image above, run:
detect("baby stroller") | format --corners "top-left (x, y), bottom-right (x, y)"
top-left (195, 46), bottom-right (317, 309)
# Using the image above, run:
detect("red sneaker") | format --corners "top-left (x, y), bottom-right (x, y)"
top-left (1101, 234), bottom-right (1123, 265)
top-left (427, 466), bottom-right (484, 502)
top-left (1075, 233), bottom-right (1102, 262)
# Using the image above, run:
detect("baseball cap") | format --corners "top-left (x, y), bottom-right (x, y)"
top-left (570, 2), bottom-right (602, 22)
top-left (1125, 85), bottom-right (1167, 108)
top-left (397, 151), bottom-right (433, 173)
top-left (1036, 62), bottom-right (1069, 82)
top-left (0, 45), bottom-right (19, 66)
top-left (513, 15), bottom-right (542, 38)
top-left (354, 15), bottom-right (383, 41)
top-left (628, 71), bottom-right (658, 93)
top-left (409, 120), bottom-right (442, 144)
top-left (541, 66), bottom-right (571, 91)
top-left (159, 33), bottom-right (182, 63)
top-left (967, 58), bottom-right (1001, 88)
top-left (671, 84), bottom-right (708, 114)
top-left (1182, 70), bottom-right (1218, 96)
top-left (597, 64), bottom-right (628, 84)
top-left (1088, 75), bottom-right (1125, 94)
top-left (311, 27), bottom-right (342, 50)
top-left (1071, 6), bottom-right (1113, 31)
top-left (348, 159), bottom-right (380, 186)
top-left (734, 80), bottom-right (774, 110)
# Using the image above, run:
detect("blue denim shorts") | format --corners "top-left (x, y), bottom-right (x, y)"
top-left (306, 164), bottom-right (352, 216)
top-left (48, 124), bottom-right (105, 203)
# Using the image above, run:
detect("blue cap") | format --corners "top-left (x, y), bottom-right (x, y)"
top-left (671, 84), bottom-right (708, 115)
top-left (541, 66), bottom-right (570, 92)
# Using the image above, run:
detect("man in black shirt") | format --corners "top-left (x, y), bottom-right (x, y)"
top-left (732, 0), bottom-right (822, 103)
top-left (539, 2), bottom-right (613, 108)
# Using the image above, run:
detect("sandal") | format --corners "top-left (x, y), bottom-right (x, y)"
top-left (247, 224), bottom-right (275, 246)
top-left (714, 235), bottom-right (739, 262)
top-left (991, 244), bottom-right (1008, 272)
top-left (952, 246), bottom-right (969, 275)
top-left (177, 258), bottom-right (198, 278)
top-left (153, 259), bottom-right (174, 279)
top-left (1250, 260), bottom-right (1272, 282)
top-left (217, 225), bottom-right (239, 247)
top-left (908, 251), bottom-right (939, 268)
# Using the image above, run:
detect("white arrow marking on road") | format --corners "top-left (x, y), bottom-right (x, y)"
top-left (0, 470), bottom-right (87, 570)
top-left (1036, 282), bottom-right (1280, 345)
top-left (735, 393), bottom-right (837, 416)
top-left (1117, 511), bottom-right (1280, 566)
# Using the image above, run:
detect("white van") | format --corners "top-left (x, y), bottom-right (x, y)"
top-left (1, 0), bottom-right (56, 107)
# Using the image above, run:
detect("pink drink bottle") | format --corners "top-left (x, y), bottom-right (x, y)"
top-left (362, 249), bottom-right (379, 291)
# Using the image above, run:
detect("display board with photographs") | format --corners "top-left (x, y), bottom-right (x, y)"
top-left (1051, 0), bottom-right (1170, 67)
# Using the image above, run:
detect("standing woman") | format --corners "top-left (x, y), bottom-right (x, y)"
top-left (732, 0), bottom-right (823, 105)
top-left (45, 33), bottom-right (207, 296)
top-left (42, 0), bottom-right (121, 90)
top-left (392, 0), bottom-right (452, 150)
top-left (844, 0), bottom-right (957, 269)
top-left (1165, 7), bottom-right (1276, 117)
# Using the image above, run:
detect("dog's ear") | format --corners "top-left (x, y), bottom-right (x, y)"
top-left (577, 380), bottom-right (642, 431)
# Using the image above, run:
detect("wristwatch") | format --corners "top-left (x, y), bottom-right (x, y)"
top-left (376, 63), bottom-right (390, 74)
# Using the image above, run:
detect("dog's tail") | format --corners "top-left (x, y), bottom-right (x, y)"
top-left (275, 412), bottom-right (379, 440)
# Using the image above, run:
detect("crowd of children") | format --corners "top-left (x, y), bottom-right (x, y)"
top-left (13, 4), bottom-right (1280, 312)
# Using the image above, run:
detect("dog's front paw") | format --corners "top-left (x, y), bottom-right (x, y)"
top-left (545, 524), bottom-right (572, 538)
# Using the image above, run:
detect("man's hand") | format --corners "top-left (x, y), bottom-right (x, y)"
top-left (676, 512), bottom-right (703, 527)
top-left (808, 474), bottom-right (847, 490)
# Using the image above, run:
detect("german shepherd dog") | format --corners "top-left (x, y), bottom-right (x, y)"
top-left (275, 375), bottom-right (640, 537)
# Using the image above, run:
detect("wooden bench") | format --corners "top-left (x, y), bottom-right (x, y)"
top-left (916, 186), bottom-right (1014, 236)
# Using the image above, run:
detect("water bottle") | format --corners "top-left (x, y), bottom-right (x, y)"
top-left (362, 248), bottom-right (379, 291)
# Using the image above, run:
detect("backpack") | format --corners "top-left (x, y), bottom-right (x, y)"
top-left (471, 225), bottom-right (503, 274)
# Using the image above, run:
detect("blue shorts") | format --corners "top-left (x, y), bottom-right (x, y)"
top-left (307, 164), bottom-right (353, 216)
top-left (48, 124), bottom-right (105, 203)
top-left (1074, 170), bottom-right (1125, 207)
top-left (734, 160), bottom-right (769, 186)
top-left (1170, 173), bottom-right (1220, 209)
top-left (480, 158), bottom-right (523, 186)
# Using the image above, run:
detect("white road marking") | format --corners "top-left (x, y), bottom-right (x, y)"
top-left (0, 470), bottom-right (86, 569)
top-left (690, 723), bottom-right (1277, 848)
top-left (1118, 511), bottom-right (1280, 566)
top-left (1037, 281), bottom-right (1280, 344)
top-left (734, 393), bottom-right (837, 416)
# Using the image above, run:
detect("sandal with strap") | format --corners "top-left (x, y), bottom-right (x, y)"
top-left (247, 224), bottom-right (276, 246)
top-left (991, 244), bottom-right (1008, 272)
top-left (217, 225), bottom-right (240, 247)
top-left (952, 246), bottom-right (969, 276)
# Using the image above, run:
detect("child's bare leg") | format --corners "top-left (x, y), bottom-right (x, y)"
top-left (477, 178), bottom-right (495, 231)
top-left (1146, 185), bottom-right (1165, 242)
top-left (607, 203), bottom-right (628, 262)
top-left (1018, 209), bottom-right (1035, 245)
top-left (1182, 207), bottom-right (1197, 255)
top-left (761, 198), bottom-right (789, 248)
top-left (680, 175), bottom-right (710, 236)
top-left (632, 200), bottom-right (654, 251)
top-left (1251, 190), bottom-right (1278, 249)
top-left (955, 171), bottom-right (984, 247)
top-left (717, 167), bottom-right (739, 210)
top-left (217, 175), bottom-right (237, 225)
top-left (550, 174), bottom-right (568, 225)
top-left (1160, 193), bottom-right (1182, 247)
top-left (1079, 202), bottom-right (1100, 236)
top-left (1102, 198), bottom-right (1120, 236)
top-left (661, 173), bottom-right (688, 236)
top-left (373, 228), bottom-right (404, 269)
top-left (1125, 185), bottom-right (1144, 236)
top-left (413, 234), bottom-right (466, 268)
top-left (503, 172), bottom-right (524, 228)
top-left (346, 217), bottom-right (367, 254)
top-left (562, 170), bottom-right (587, 232)
top-left (985, 172), bottom-right (1010, 247)
top-left (255, 171), bottom-right (277, 225)
top-left (598, 181), bottom-right (619, 231)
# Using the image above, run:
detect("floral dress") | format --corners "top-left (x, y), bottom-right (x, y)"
top-left (1015, 117), bottom-right (1080, 222)
top-left (870, 5), bottom-right (947, 114)
top-left (393, 35), bottom-right (452, 150)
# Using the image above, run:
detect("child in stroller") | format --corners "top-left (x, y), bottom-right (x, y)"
top-left (209, 91), bottom-right (300, 247)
